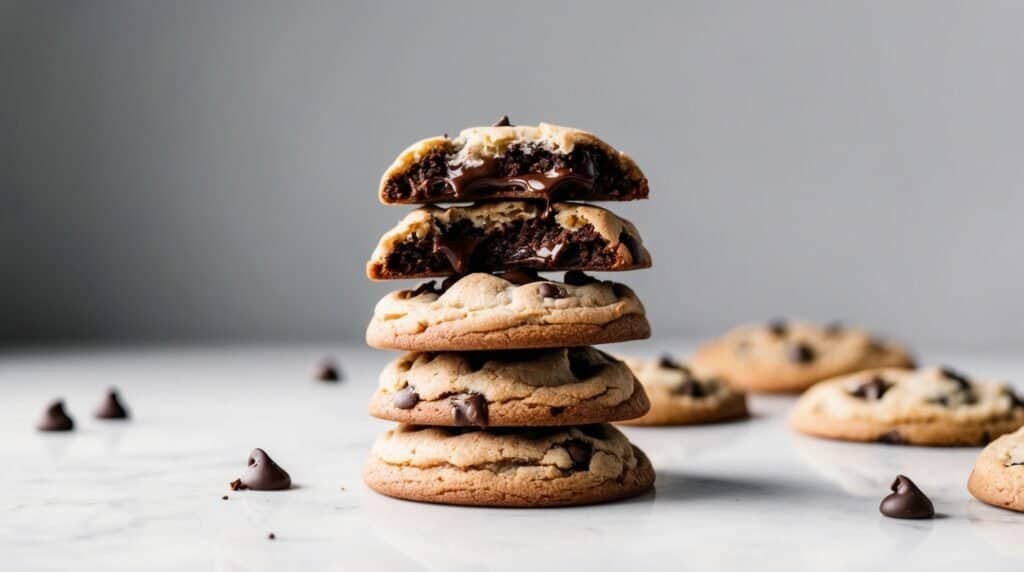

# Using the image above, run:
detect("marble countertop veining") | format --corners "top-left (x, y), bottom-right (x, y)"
top-left (2, 343), bottom-right (1023, 571)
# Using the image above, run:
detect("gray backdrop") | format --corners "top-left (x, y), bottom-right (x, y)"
top-left (4, 1), bottom-right (1024, 349)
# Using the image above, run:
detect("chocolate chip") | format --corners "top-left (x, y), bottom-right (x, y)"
top-left (611, 283), bottom-right (629, 298)
top-left (500, 268), bottom-right (541, 285)
top-left (877, 430), bottom-right (905, 445)
top-left (267, 533), bottom-right (276, 540)
top-left (658, 354), bottom-right (685, 371)
top-left (492, 115), bottom-right (512, 127)
top-left (315, 359), bottom-right (342, 382)
top-left (939, 366), bottom-right (972, 390)
top-left (979, 431), bottom-right (992, 445)
top-left (440, 274), bottom-right (464, 292)
top-left (36, 399), bottom-right (74, 432)
top-left (673, 379), bottom-right (706, 398)
top-left (451, 393), bottom-right (488, 428)
top-left (393, 387), bottom-right (420, 409)
top-left (850, 376), bottom-right (892, 400)
top-left (229, 448), bottom-right (292, 491)
top-left (767, 319), bottom-right (788, 337)
top-left (879, 475), bottom-right (934, 519)
top-left (618, 231), bottom-right (644, 263)
top-left (550, 406), bottom-right (566, 416)
top-left (563, 270), bottom-right (598, 286)
top-left (221, 495), bottom-right (229, 500)
top-left (562, 440), bottom-right (592, 470)
top-left (824, 321), bottom-right (843, 336)
top-left (409, 281), bottom-right (440, 297)
top-left (538, 283), bottom-right (565, 299)
top-left (94, 388), bottom-right (130, 419)
top-left (788, 342), bottom-right (816, 364)
top-left (568, 348), bottom-right (605, 379)
top-left (1006, 389), bottom-right (1024, 408)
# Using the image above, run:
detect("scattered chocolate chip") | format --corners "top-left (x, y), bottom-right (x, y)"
top-left (500, 268), bottom-right (541, 285)
top-left (221, 495), bottom-right (229, 500)
top-left (267, 533), bottom-right (276, 540)
top-left (492, 115), bottom-right (512, 127)
top-left (229, 448), bottom-right (292, 491)
top-left (824, 321), bottom-right (843, 336)
top-left (451, 393), bottom-right (488, 428)
top-left (94, 388), bottom-right (130, 419)
top-left (879, 475), bottom-right (934, 519)
top-left (850, 376), bottom-right (892, 400)
top-left (877, 430), bottom-right (905, 445)
top-left (939, 366), bottom-right (972, 390)
top-left (315, 359), bottom-right (342, 382)
top-left (673, 379), bottom-right (706, 398)
top-left (788, 342), bottom-right (816, 364)
top-left (563, 270), bottom-right (598, 286)
top-left (36, 399), bottom-right (74, 432)
top-left (562, 440), bottom-right (592, 470)
top-left (393, 387), bottom-right (420, 409)
top-left (767, 319), bottom-right (788, 337)
top-left (537, 283), bottom-right (565, 299)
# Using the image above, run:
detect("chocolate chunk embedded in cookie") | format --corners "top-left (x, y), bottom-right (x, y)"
top-left (378, 122), bottom-right (649, 204)
top-left (617, 356), bottom-right (748, 426)
top-left (363, 424), bottom-right (655, 507)
top-left (369, 348), bottom-right (650, 427)
top-left (790, 367), bottom-right (1024, 446)
top-left (691, 320), bottom-right (914, 393)
top-left (367, 201), bottom-right (651, 279)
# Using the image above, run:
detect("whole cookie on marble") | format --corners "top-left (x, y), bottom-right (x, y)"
top-left (790, 366), bottom-right (1024, 446)
top-left (690, 320), bottom-right (914, 393)
top-left (370, 347), bottom-right (650, 427)
top-left (378, 121), bottom-right (648, 204)
top-left (968, 425), bottom-right (1024, 512)
top-left (363, 423), bottom-right (655, 507)
top-left (365, 271), bottom-right (650, 351)
top-left (617, 355), bottom-right (748, 426)
top-left (367, 201), bottom-right (651, 279)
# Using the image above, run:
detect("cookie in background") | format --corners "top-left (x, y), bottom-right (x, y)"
top-left (617, 355), bottom-right (748, 426)
top-left (690, 319), bottom-right (914, 393)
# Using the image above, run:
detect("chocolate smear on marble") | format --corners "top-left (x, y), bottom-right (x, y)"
top-left (37, 399), bottom-right (74, 432)
top-left (879, 475), bottom-right (934, 519)
top-left (451, 393), bottom-right (488, 427)
top-left (94, 388), bottom-right (130, 419)
top-left (229, 448), bottom-right (291, 491)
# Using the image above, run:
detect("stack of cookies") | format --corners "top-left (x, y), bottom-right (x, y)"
top-left (362, 118), bottom-right (656, 507)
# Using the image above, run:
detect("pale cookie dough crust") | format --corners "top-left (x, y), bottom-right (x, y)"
top-left (790, 367), bottom-right (1024, 446)
top-left (370, 348), bottom-right (650, 426)
top-left (367, 201), bottom-right (651, 280)
top-left (363, 424), bottom-right (655, 507)
top-left (968, 426), bottom-right (1024, 512)
top-left (378, 122), bottom-right (648, 204)
top-left (617, 357), bottom-right (748, 426)
top-left (691, 320), bottom-right (914, 393)
top-left (366, 273), bottom-right (650, 351)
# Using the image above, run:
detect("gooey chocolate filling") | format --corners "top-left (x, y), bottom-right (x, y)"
top-left (383, 143), bottom-right (645, 203)
top-left (380, 216), bottom-right (635, 277)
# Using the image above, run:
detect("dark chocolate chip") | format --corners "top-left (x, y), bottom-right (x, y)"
top-left (563, 270), bottom-right (598, 286)
top-left (611, 283), bottom-right (629, 298)
top-left (1006, 389), bottom-right (1024, 408)
top-left (618, 231), bottom-right (644, 263)
top-left (393, 387), bottom-right (420, 410)
top-left (36, 399), bottom-right (74, 432)
top-left (451, 393), bottom-right (488, 428)
top-left (500, 268), bottom-right (541, 285)
top-left (877, 430), bottom-right (905, 445)
top-left (788, 342), bottom-right (816, 364)
top-left (879, 475), bottom-right (935, 519)
top-left (550, 406), bottom-right (566, 416)
top-left (538, 283), bottom-right (565, 299)
top-left (315, 359), bottom-right (342, 382)
top-left (658, 354), bottom-right (686, 371)
top-left (221, 495), bottom-right (229, 500)
top-left (850, 376), bottom-right (892, 400)
top-left (267, 533), bottom-right (276, 540)
top-left (409, 281), bottom-right (440, 297)
top-left (979, 431), bottom-right (991, 445)
top-left (568, 348), bottom-right (605, 379)
top-left (492, 115), bottom-right (512, 127)
top-left (229, 448), bottom-right (292, 491)
top-left (440, 274), bottom-right (464, 292)
top-left (824, 321), bottom-right (844, 336)
top-left (562, 439), bottom-right (593, 470)
top-left (94, 388), bottom-right (130, 419)
top-left (767, 319), bottom-right (788, 337)
top-left (673, 379), bottom-right (706, 398)
top-left (939, 366), bottom-right (972, 390)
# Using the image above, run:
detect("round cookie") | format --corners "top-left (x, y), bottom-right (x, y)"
top-left (968, 426), bottom-right (1024, 512)
top-left (363, 423), bottom-right (655, 507)
top-left (365, 271), bottom-right (650, 351)
top-left (370, 347), bottom-right (649, 427)
top-left (617, 356), bottom-right (748, 426)
top-left (690, 320), bottom-right (914, 393)
top-left (791, 366), bottom-right (1024, 446)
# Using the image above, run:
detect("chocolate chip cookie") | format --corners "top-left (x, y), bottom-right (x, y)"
top-left (690, 320), bottom-right (914, 393)
top-left (379, 121), bottom-right (648, 204)
top-left (365, 272), bottom-right (650, 351)
top-left (363, 423), bottom-right (655, 507)
top-left (791, 366), bottom-right (1024, 446)
top-left (367, 201), bottom-right (651, 279)
top-left (968, 426), bottom-right (1024, 512)
top-left (617, 355), bottom-right (748, 426)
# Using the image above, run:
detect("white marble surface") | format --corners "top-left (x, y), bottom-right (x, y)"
top-left (2, 343), bottom-right (1023, 572)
